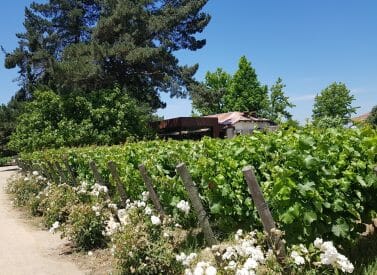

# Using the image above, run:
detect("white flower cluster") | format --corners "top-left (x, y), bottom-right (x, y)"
top-left (18, 171), bottom-right (46, 184)
top-left (102, 193), bottom-right (162, 236)
top-left (117, 209), bottom-right (129, 225)
top-left (36, 175), bottom-right (47, 182)
top-left (314, 238), bottom-right (354, 273)
top-left (49, 221), bottom-right (60, 233)
top-left (291, 251), bottom-right (305, 265)
top-left (104, 216), bottom-right (121, 236)
top-left (144, 206), bottom-right (152, 215)
top-left (125, 199), bottom-right (146, 210)
top-left (176, 252), bottom-right (197, 266)
top-left (73, 181), bottom-right (89, 194)
top-left (90, 183), bottom-right (108, 197)
top-left (216, 231), bottom-right (264, 274)
top-left (142, 191), bottom-right (149, 202)
top-left (151, 215), bottom-right (161, 225)
top-left (91, 204), bottom-right (102, 216)
top-left (180, 230), bottom-right (266, 275)
top-left (185, 261), bottom-right (217, 275)
top-left (108, 203), bottom-right (118, 210)
top-left (289, 243), bottom-right (309, 266)
top-left (177, 200), bottom-right (190, 215)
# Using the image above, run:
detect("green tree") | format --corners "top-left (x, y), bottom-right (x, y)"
top-left (367, 105), bottom-right (377, 127)
top-left (191, 68), bottom-right (232, 115)
top-left (5, 0), bottom-right (211, 110)
top-left (4, 0), bottom-right (100, 97)
top-left (268, 77), bottom-right (295, 122)
top-left (224, 56), bottom-right (269, 116)
top-left (312, 82), bottom-right (358, 124)
top-left (8, 88), bottom-right (155, 152)
top-left (0, 92), bottom-right (27, 157)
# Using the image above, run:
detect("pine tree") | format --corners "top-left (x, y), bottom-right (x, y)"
top-left (87, 0), bottom-right (210, 109)
top-left (224, 56), bottom-right (269, 116)
top-left (5, 0), bottom-right (210, 110)
top-left (269, 78), bottom-right (295, 122)
top-left (4, 1), bottom-right (100, 97)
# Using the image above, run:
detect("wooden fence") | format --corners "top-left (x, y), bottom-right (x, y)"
top-left (16, 158), bottom-right (285, 258)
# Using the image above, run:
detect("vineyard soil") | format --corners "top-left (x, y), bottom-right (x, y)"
top-left (0, 166), bottom-right (84, 274)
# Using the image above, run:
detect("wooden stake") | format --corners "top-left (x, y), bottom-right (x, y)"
top-left (62, 156), bottom-right (78, 186)
top-left (242, 166), bottom-right (286, 259)
top-left (89, 161), bottom-right (106, 186)
top-left (176, 163), bottom-right (217, 246)
top-left (138, 164), bottom-right (165, 216)
top-left (55, 161), bottom-right (68, 184)
top-left (47, 161), bottom-right (60, 183)
top-left (108, 161), bottom-right (128, 207)
top-left (41, 163), bottom-right (52, 180)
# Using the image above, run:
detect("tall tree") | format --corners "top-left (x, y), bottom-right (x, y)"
top-left (367, 105), bottom-right (377, 127)
top-left (89, 0), bottom-right (210, 109)
top-left (4, 0), bottom-right (100, 97)
top-left (191, 68), bottom-right (232, 115)
top-left (5, 0), bottom-right (210, 110)
top-left (268, 78), bottom-right (295, 122)
top-left (224, 56), bottom-right (269, 116)
top-left (0, 94), bottom-right (26, 157)
top-left (312, 82), bottom-right (358, 124)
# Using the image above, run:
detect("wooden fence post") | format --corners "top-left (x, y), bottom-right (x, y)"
top-left (47, 161), bottom-right (60, 183)
top-left (176, 163), bottom-right (217, 246)
top-left (108, 161), bottom-right (128, 207)
top-left (23, 161), bottom-right (32, 172)
top-left (62, 156), bottom-right (78, 186)
top-left (89, 161), bottom-right (106, 186)
top-left (138, 164), bottom-right (165, 217)
top-left (242, 166), bottom-right (286, 259)
top-left (41, 163), bottom-right (52, 180)
top-left (55, 161), bottom-right (69, 184)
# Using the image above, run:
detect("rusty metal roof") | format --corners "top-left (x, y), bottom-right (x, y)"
top-left (352, 112), bottom-right (370, 122)
top-left (205, 112), bottom-right (271, 125)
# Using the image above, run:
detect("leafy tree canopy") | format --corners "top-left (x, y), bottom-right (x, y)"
top-left (8, 88), bottom-right (155, 152)
top-left (5, 0), bottom-right (211, 110)
top-left (312, 82), bottom-right (358, 124)
top-left (224, 56), bottom-right (269, 116)
top-left (191, 57), bottom-right (295, 120)
top-left (191, 68), bottom-right (232, 115)
top-left (268, 77), bottom-right (295, 122)
top-left (0, 92), bottom-right (27, 157)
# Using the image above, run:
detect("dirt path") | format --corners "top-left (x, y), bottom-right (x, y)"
top-left (0, 166), bottom-right (85, 275)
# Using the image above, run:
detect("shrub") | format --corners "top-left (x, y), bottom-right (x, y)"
top-left (62, 203), bottom-right (107, 251)
top-left (8, 88), bottom-right (155, 153)
top-left (6, 173), bottom-right (46, 207)
top-left (0, 156), bottom-right (11, 166)
top-left (113, 210), bottom-right (183, 275)
top-left (40, 183), bottom-right (79, 228)
top-left (180, 229), bottom-right (354, 274)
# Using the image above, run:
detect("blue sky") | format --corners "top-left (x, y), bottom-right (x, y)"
top-left (1, 1), bottom-right (376, 122)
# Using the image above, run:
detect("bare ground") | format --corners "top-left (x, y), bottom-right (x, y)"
top-left (0, 166), bottom-right (113, 275)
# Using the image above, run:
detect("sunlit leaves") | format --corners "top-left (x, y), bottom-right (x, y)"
top-left (20, 125), bottom-right (377, 245)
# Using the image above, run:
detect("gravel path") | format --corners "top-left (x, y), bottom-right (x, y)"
top-left (0, 166), bottom-right (84, 275)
